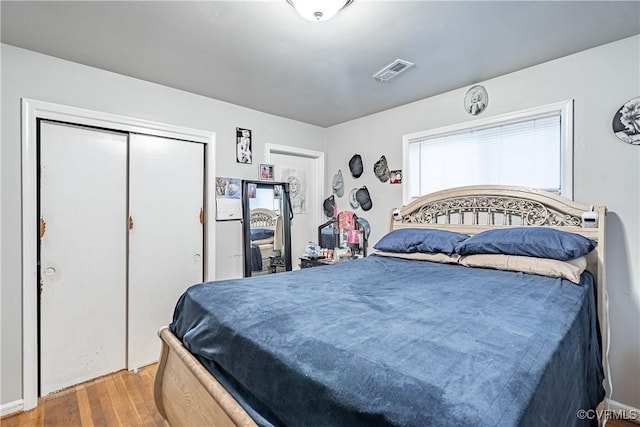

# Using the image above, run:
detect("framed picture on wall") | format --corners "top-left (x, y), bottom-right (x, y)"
top-left (236, 128), bottom-right (252, 164)
top-left (260, 163), bottom-right (274, 181)
top-left (390, 170), bottom-right (403, 184)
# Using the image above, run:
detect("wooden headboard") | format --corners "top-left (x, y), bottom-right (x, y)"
top-left (390, 185), bottom-right (607, 369)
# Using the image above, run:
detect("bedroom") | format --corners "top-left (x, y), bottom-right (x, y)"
top-left (1, 0), bottom-right (639, 425)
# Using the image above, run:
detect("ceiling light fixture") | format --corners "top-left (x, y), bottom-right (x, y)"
top-left (286, 0), bottom-right (354, 22)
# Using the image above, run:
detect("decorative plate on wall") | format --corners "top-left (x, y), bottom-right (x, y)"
top-left (612, 96), bottom-right (640, 145)
top-left (464, 85), bottom-right (488, 115)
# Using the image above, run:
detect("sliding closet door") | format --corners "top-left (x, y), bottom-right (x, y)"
top-left (39, 122), bottom-right (127, 395)
top-left (128, 134), bottom-right (205, 369)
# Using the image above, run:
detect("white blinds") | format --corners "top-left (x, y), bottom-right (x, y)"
top-left (407, 114), bottom-right (561, 199)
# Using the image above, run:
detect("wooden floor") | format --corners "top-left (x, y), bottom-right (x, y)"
top-left (2, 364), bottom-right (638, 426)
top-left (1, 364), bottom-right (165, 427)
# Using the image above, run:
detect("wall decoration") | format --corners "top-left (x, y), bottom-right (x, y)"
top-left (612, 96), bottom-right (640, 145)
top-left (273, 185), bottom-right (283, 199)
top-left (280, 168), bottom-right (307, 214)
top-left (390, 170), bottom-right (403, 184)
top-left (215, 176), bottom-right (242, 220)
top-left (355, 186), bottom-right (372, 211)
top-left (260, 163), bottom-right (275, 180)
top-left (349, 154), bottom-right (363, 178)
top-left (332, 169), bottom-right (344, 197)
top-left (236, 128), bottom-right (252, 164)
top-left (373, 155), bottom-right (390, 182)
top-left (349, 188), bottom-right (360, 209)
top-left (247, 183), bottom-right (257, 198)
top-left (464, 85), bottom-right (488, 115)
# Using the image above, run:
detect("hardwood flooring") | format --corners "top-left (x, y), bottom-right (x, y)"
top-left (610, 421), bottom-right (640, 427)
top-left (1, 364), bottom-right (164, 427)
top-left (2, 363), bottom-right (638, 426)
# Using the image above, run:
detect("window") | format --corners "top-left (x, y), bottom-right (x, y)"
top-left (402, 100), bottom-right (573, 203)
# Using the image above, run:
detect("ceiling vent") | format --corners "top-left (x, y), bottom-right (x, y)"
top-left (372, 59), bottom-right (414, 82)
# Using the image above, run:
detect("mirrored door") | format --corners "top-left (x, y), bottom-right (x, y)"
top-left (242, 180), bottom-right (292, 277)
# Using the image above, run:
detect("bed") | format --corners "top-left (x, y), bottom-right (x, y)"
top-left (249, 208), bottom-right (282, 273)
top-left (154, 185), bottom-right (607, 426)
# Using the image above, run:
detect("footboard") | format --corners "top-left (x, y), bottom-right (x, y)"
top-left (154, 326), bottom-right (257, 427)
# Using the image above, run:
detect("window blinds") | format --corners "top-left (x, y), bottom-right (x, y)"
top-left (407, 114), bottom-right (561, 199)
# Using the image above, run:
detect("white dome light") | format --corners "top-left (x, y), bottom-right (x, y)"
top-left (286, 0), bottom-right (354, 22)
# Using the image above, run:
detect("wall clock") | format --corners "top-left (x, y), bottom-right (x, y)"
top-left (464, 85), bottom-right (488, 115)
top-left (612, 96), bottom-right (640, 145)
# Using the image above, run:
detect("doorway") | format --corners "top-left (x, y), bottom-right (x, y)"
top-left (266, 144), bottom-right (324, 269)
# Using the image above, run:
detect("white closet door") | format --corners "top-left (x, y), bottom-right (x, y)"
top-left (128, 134), bottom-right (204, 369)
top-left (40, 122), bottom-right (127, 395)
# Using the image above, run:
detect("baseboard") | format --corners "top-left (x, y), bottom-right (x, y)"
top-left (606, 399), bottom-right (640, 423)
top-left (0, 399), bottom-right (24, 417)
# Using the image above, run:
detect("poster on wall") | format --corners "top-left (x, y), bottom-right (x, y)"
top-left (236, 128), bottom-right (252, 164)
top-left (279, 168), bottom-right (307, 214)
top-left (215, 176), bottom-right (242, 220)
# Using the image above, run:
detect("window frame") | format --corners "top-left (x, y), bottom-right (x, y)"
top-left (402, 100), bottom-right (574, 204)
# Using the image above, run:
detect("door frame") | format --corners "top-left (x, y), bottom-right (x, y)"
top-left (264, 143), bottom-right (325, 231)
top-left (21, 98), bottom-right (216, 410)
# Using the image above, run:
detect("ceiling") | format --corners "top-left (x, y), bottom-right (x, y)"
top-left (2, 1), bottom-right (639, 128)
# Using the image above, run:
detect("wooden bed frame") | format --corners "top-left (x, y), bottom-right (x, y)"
top-left (154, 185), bottom-right (607, 426)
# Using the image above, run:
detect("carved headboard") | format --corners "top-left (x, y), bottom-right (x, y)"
top-left (250, 208), bottom-right (278, 229)
top-left (390, 185), bottom-right (607, 354)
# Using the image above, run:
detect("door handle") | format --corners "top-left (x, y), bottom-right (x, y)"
top-left (128, 215), bottom-right (134, 230)
top-left (40, 217), bottom-right (47, 239)
top-left (199, 208), bottom-right (204, 225)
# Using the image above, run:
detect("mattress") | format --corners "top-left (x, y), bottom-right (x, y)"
top-left (171, 255), bottom-right (604, 426)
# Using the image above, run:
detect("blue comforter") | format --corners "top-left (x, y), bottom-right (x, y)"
top-left (171, 256), bottom-right (604, 426)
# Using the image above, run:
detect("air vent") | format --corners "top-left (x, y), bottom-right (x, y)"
top-left (372, 59), bottom-right (414, 82)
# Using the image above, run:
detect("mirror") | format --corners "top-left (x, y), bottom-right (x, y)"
top-left (242, 180), bottom-right (292, 277)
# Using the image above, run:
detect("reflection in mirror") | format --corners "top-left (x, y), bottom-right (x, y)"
top-left (318, 220), bottom-right (337, 249)
top-left (318, 211), bottom-right (367, 257)
top-left (242, 181), bottom-right (292, 277)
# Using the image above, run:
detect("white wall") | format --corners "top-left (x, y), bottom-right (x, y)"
top-left (326, 35), bottom-right (640, 408)
top-left (0, 44), bottom-right (325, 404)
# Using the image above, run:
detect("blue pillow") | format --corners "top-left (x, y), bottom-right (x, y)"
top-left (374, 228), bottom-right (469, 255)
top-left (250, 228), bottom-right (275, 241)
top-left (454, 227), bottom-right (596, 260)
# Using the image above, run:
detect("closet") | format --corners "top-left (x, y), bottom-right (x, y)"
top-left (38, 121), bottom-right (204, 395)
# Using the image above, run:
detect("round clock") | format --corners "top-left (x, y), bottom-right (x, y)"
top-left (612, 96), bottom-right (640, 145)
top-left (464, 85), bottom-right (488, 115)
